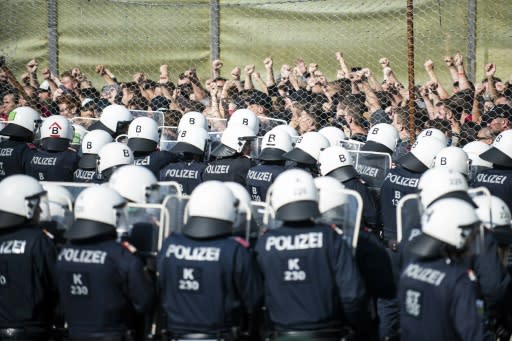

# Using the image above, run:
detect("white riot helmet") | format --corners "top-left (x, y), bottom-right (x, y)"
top-left (228, 109), bottom-right (260, 135)
top-left (480, 130), bottom-right (512, 168)
top-left (314, 176), bottom-right (347, 214)
top-left (0, 174), bottom-right (46, 228)
top-left (210, 125), bottom-right (256, 158)
top-left (65, 186), bottom-right (127, 240)
top-left (473, 195), bottom-right (512, 245)
top-left (258, 129), bottom-right (293, 161)
top-left (79, 130), bottom-right (113, 169)
top-left (283, 132), bottom-right (329, 165)
top-left (434, 146), bottom-right (470, 176)
top-left (318, 126), bottom-right (346, 147)
top-left (272, 124), bottom-right (299, 140)
top-left (109, 165), bottom-right (159, 204)
top-left (171, 126), bottom-right (209, 155)
top-left (362, 123), bottom-right (399, 154)
top-left (39, 184), bottom-right (74, 235)
top-left (184, 181), bottom-right (238, 238)
top-left (463, 141), bottom-right (493, 168)
top-left (127, 116), bottom-right (160, 153)
top-left (417, 128), bottom-right (449, 146)
top-left (0, 106), bottom-right (41, 140)
top-left (97, 142), bottom-right (134, 179)
top-left (89, 104), bottom-right (133, 137)
top-left (398, 136), bottom-right (446, 172)
top-left (40, 115), bottom-right (74, 151)
top-left (410, 198), bottom-right (480, 257)
top-left (178, 111), bottom-right (209, 132)
top-left (418, 168), bottom-right (472, 208)
top-left (317, 146), bottom-right (359, 182)
top-left (270, 169), bottom-right (319, 222)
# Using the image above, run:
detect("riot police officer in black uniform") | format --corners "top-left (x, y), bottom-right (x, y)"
top-left (472, 129), bottom-right (512, 211)
top-left (127, 117), bottom-right (176, 177)
top-left (202, 125), bottom-right (256, 186)
top-left (0, 106), bottom-right (40, 180)
top-left (0, 175), bottom-right (59, 340)
top-left (25, 115), bottom-right (79, 181)
top-left (255, 169), bottom-right (368, 340)
top-left (246, 128), bottom-right (292, 201)
top-left (57, 186), bottom-right (155, 341)
top-left (157, 181), bottom-right (262, 339)
top-left (96, 142), bottom-right (134, 183)
top-left (74, 129), bottom-right (112, 183)
top-left (399, 198), bottom-right (492, 340)
top-left (159, 126), bottom-right (209, 194)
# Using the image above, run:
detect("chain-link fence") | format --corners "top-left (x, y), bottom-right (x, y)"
top-left (1, 0), bottom-right (511, 144)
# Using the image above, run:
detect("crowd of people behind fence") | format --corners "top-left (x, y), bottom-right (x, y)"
top-left (0, 51), bottom-right (511, 341)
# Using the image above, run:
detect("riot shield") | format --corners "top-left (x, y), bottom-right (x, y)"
top-left (40, 181), bottom-right (95, 201)
top-left (70, 117), bottom-right (99, 130)
top-left (250, 136), bottom-right (263, 159)
top-left (121, 202), bottom-right (169, 257)
top-left (315, 188), bottom-right (362, 254)
top-left (159, 126), bottom-right (178, 151)
top-left (259, 117), bottom-right (287, 135)
top-left (162, 192), bottom-right (190, 236)
top-left (340, 139), bottom-right (364, 152)
top-left (207, 117), bottom-right (227, 133)
top-left (251, 200), bottom-right (281, 236)
top-left (396, 193), bottom-right (423, 244)
top-left (349, 151), bottom-right (392, 192)
top-left (158, 181), bottom-right (183, 202)
top-left (233, 200), bottom-right (254, 242)
top-left (129, 110), bottom-right (165, 128)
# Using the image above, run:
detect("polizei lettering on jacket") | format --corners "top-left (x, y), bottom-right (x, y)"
top-left (475, 173), bottom-right (507, 185)
top-left (163, 169), bottom-right (199, 179)
top-left (265, 232), bottom-right (323, 251)
top-left (30, 156), bottom-right (57, 166)
top-left (0, 240), bottom-right (26, 254)
top-left (58, 248), bottom-right (107, 264)
top-left (134, 156), bottom-right (150, 166)
top-left (247, 170), bottom-right (273, 182)
top-left (0, 148), bottom-right (13, 157)
top-left (403, 263), bottom-right (446, 286)
top-left (356, 164), bottom-right (379, 177)
top-left (74, 169), bottom-right (96, 180)
top-left (165, 244), bottom-right (221, 261)
top-left (205, 164), bottom-right (230, 174)
top-left (384, 173), bottom-right (419, 188)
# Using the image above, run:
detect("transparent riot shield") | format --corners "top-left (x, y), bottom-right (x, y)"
top-left (250, 136), bottom-right (264, 159)
top-left (207, 117), bottom-right (227, 133)
top-left (158, 181), bottom-right (183, 202)
top-left (232, 200), bottom-right (254, 242)
top-left (349, 150), bottom-right (392, 196)
top-left (251, 200), bottom-right (281, 236)
top-left (396, 193), bottom-right (423, 244)
top-left (259, 117), bottom-right (287, 135)
top-left (340, 139), bottom-right (364, 152)
top-left (162, 192), bottom-right (190, 236)
top-left (158, 126), bottom-right (178, 151)
top-left (129, 110), bottom-right (164, 128)
top-left (468, 186), bottom-right (492, 254)
top-left (206, 131), bottom-right (223, 160)
top-left (70, 117), bottom-right (99, 130)
top-left (120, 202), bottom-right (169, 257)
top-left (40, 181), bottom-right (95, 202)
top-left (315, 188), bottom-right (362, 254)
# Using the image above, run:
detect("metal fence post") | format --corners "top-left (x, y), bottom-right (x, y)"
top-left (467, 0), bottom-right (477, 83)
top-left (210, 0), bottom-right (220, 68)
top-left (48, 0), bottom-right (59, 76)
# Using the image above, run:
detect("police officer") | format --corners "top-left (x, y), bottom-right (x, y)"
top-left (318, 146), bottom-right (380, 230)
top-left (74, 129), bottom-right (113, 182)
top-left (96, 142), bottom-right (134, 182)
top-left (255, 169), bottom-right (367, 340)
top-left (202, 125), bottom-right (256, 186)
top-left (471, 130), bottom-right (512, 211)
top-left (157, 181), bottom-right (262, 339)
top-left (127, 117), bottom-right (176, 177)
top-left (399, 198), bottom-right (491, 340)
top-left (282, 131), bottom-right (329, 176)
top-left (314, 176), bottom-right (395, 340)
top-left (377, 135), bottom-right (445, 340)
top-left (246, 128), bottom-right (292, 201)
top-left (88, 104), bottom-right (133, 138)
top-left (360, 123), bottom-right (399, 156)
top-left (25, 115), bottom-right (79, 181)
top-left (159, 126), bottom-right (209, 194)
top-left (0, 175), bottom-right (59, 340)
top-left (0, 106), bottom-right (40, 180)
top-left (57, 186), bottom-right (155, 341)
top-left (39, 183), bottom-right (74, 248)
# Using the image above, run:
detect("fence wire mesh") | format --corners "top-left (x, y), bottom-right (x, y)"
top-left (1, 0), bottom-right (511, 145)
